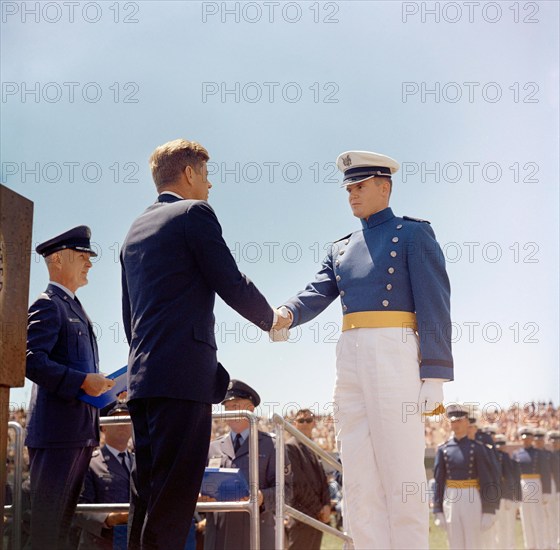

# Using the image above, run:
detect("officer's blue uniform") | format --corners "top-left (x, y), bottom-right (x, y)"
top-left (285, 207), bottom-right (453, 380)
top-left (75, 446), bottom-right (132, 549)
top-left (433, 436), bottom-right (497, 549)
top-left (26, 226), bottom-right (100, 549)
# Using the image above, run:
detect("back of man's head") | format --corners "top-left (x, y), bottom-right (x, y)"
top-left (150, 138), bottom-right (209, 191)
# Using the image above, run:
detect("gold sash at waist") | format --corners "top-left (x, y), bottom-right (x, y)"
top-left (342, 311), bottom-right (417, 332)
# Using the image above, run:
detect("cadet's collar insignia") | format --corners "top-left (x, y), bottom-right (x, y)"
top-left (342, 154), bottom-right (352, 167)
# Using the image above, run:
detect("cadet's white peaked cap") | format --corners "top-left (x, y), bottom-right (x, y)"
top-left (336, 151), bottom-right (400, 187)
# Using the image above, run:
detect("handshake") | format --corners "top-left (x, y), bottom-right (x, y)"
top-left (270, 306), bottom-right (293, 342)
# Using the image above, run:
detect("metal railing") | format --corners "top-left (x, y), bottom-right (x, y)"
top-left (3, 422), bottom-right (24, 550)
top-left (272, 413), bottom-right (353, 548)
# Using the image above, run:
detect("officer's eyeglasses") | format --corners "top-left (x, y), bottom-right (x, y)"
top-left (296, 418), bottom-right (314, 424)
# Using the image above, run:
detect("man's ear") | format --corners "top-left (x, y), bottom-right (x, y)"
top-left (184, 165), bottom-right (194, 185)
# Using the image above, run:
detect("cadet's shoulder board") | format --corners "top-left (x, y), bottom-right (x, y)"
top-left (333, 232), bottom-right (353, 243)
top-left (403, 215), bottom-right (431, 224)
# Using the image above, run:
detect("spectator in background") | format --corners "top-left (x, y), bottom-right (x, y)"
top-left (285, 409), bottom-right (331, 550)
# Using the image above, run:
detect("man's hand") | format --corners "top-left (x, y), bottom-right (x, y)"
top-left (105, 511), bottom-right (128, 527)
top-left (80, 373), bottom-right (116, 397)
top-left (198, 493), bottom-right (217, 502)
top-left (318, 504), bottom-right (331, 523)
top-left (418, 379), bottom-right (444, 415)
top-left (273, 306), bottom-right (293, 330)
top-left (270, 306), bottom-right (292, 342)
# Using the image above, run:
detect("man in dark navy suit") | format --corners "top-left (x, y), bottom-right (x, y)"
top-left (26, 226), bottom-right (116, 549)
top-left (120, 139), bottom-right (290, 549)
top-left (75, 401), bottom-right (132, 549)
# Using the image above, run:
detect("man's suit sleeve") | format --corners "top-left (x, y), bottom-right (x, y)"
top-left (26, 297), bottom-right (87, 400)
top-left (184, 202), bottom-right (274, 331)
top-left (407, 223), bottom-right (453, 381)
top-left (120, 261), bottom-right (132, 345)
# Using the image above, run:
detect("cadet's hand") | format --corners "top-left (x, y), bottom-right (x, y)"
top-left (273, 306), bottom-right (293, 330)
top-left (81, 373), bottom-right (116, 397)
top-left (434, 512), bottom-right (446, 529)
top-left (318, 504), bottom-right (331, 523)
top-left (481, 513), bottom-right (495, 531)
top-left (105, 511), bottom-right (128, 527)
top-left (418, 379), bottom-right (444, 415)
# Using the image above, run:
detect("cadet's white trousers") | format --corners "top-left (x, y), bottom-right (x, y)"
top-left (333, 328), bottom-right (428, 550)
top-left (442, 487), bottom-right (483, 550)
top-left (519, 477), bottom-right (543, 550)
top-left (494, 499), bottom-right (516, 550)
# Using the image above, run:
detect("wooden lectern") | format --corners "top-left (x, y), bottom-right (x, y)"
top-left (0, 185), bottom-right (33, 541)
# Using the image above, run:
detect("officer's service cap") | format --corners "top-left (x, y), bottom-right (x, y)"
top-left (494, 434), bottom-right (507, 445)
top-left (222, 379), bottom-right (260, 407)
top-left (336, 151), bottom-right (399, 188)
top-left (445, 404), bottom-right (469, 421)
top-left (547, 430), bottom-right (560, 440)
top-left (36, 225), bottom-right (97, 257)
top-left (107, 401), bottom-right (129, 416)
top-left (533, 427), bottom-right (546, 439)
top-left (482, 424), bottom-right (498, 434)
top-left (518, 426), bottom-right (534, 438)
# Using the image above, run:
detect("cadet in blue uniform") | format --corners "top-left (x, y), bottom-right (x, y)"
top-left (491, 433), bottom-right (517, 550)
top-left (203, 380), bottom-right (279, 550)
top-left (275, 151), bottom-right (453, 549)
top-left (25, 226), bottom-right (115, 549)
top-left (547, 431), bottom-right (560, 548)
top-left (75, 402), bottom-right (132, 549)
top-left (533, 428), bottom-right (553, 550)
top-left (433, 405), bottom-right (497, 550)
top-left (512, 427), bottom-right (546, 550)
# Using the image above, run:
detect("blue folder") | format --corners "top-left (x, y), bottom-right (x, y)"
top-left (201, 468), bottom-right (250, 501)
top-left (78, 365), bottom-right (127, 409)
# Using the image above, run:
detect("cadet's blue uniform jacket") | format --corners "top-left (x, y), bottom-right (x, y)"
top-left (283, 207), bottom-right (453, 380)
top-left (25, 284), bottom-right (99, 448)
top-left (495, 447), bottom-right (516, 501)
top-left (433, 436), bottom-right (498, 513)
top-left (121, 195), bottom-right (274, 403)
top-left (513, 446), bottom-right (551, 492)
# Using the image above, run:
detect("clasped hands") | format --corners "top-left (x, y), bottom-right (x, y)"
top-left (270, 306), bottom-right (293, 342)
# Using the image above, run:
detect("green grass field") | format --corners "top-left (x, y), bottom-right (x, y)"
top-left (320, 515), bottom-right (526, 549)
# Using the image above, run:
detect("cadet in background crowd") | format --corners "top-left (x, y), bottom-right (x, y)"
top-left (513, 427), bottom-right (546, 550)
top-left (533, 428), bottom-right (554, 550)
top-left (486, 429), bottom-right (516, 549)
top-left (433, 404), bottom-right (497, 550)
top-left (547, 431), bottom-right (560, 549)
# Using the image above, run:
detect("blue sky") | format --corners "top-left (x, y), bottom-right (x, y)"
top-left (2, 1), bottom-right (559, 415)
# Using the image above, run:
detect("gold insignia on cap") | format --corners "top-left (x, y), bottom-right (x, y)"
top-left (342, 154), bottom-right (352, 167)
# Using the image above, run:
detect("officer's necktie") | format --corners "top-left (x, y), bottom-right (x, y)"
top-left (118, 452), bottom-right (130, 475)
top-left (233, 434), bottom-right (242, 453)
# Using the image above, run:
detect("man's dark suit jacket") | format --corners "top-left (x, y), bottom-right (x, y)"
top-left (75, 446), bottom-right (132, 549)
top-left (121, 195), bottom-right (274, 402)
top-left (204, 431), bottom-right (278, 550)
top-left (26, 284), bottom-right (99, 448)
top-left (285, 435), bottom-right (330, 521)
